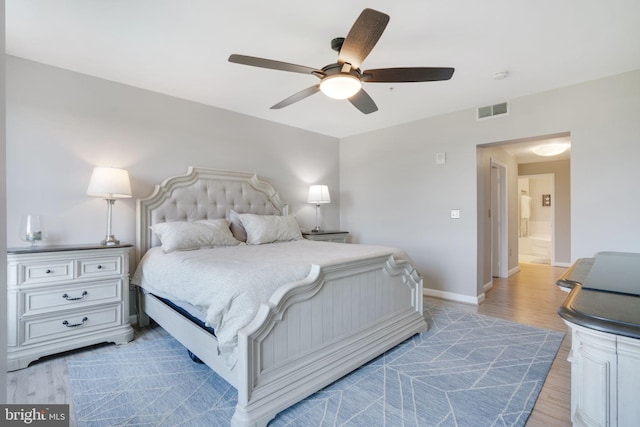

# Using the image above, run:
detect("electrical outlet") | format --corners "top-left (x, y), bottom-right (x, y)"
top-left (450, 209), bottom-right (460, 219)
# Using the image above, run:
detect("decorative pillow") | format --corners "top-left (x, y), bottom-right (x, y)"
top-left (227, 209), bottom-right (247, 242)
top-left (238, 213), bottom-right (302, 245)
top-left (151, 219), bottom-right (241, 253)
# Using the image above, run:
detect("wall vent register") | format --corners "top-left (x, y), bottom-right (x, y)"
top-left (477, 102), bottom-right (509, 120)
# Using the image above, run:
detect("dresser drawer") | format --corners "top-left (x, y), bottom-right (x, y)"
top-left (22, 305), bottom-right (123, 345)
top-left (19, 259), bottom-right (75, 285)
top-left (78, 255), bottom-right (123, 278)
top-left (22, 279), bottom-right (123, 316)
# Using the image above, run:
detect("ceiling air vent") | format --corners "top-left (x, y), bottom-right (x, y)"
top-left (477, 102), bottom-right (509, 120)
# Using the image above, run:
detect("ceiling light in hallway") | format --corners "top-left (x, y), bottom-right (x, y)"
top-left (532, 143), bottom-right (570, 156)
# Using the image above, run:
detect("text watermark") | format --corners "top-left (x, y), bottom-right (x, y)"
top-left (2, 405), bottom-right (69, 426)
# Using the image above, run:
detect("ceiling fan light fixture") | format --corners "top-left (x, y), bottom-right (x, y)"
top-left (320, 74), bottom-right (362, 99)
top-left (532, 143), bottom-right (570, 157)
top-left (229, 9), bottom-right (454, 113)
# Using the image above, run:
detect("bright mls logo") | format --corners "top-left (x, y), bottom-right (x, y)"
top-left (2, 405), bottom-right (69, 426)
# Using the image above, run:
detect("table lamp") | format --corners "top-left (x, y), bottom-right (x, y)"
top-left (307, 185), bottom-right (331, 232)
top-left (87, 167), bottom-right (132, 245)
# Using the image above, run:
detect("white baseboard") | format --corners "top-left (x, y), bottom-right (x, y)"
top-left (423, 288), bottom-right (482, 305)
top-left (483, 281), bottom-right (493, 292)
top-left (477, 293), bottom-right (485, 304)
top-left (553, 261), bottom-right (572, 267)
top-left (424, 261), bottom-right (569, 309)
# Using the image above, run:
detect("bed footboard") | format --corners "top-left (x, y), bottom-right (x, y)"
top-left (232, 254), bottom-right (427, 427)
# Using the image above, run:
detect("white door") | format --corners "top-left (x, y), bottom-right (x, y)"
top-left (490, 159), bottom-right (508, 278)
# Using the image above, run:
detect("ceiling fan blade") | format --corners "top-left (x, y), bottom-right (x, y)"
top-left (362, 67), bottom-right (455, 82)
top-left (271, 85), bottom-right (320, 109)
top-left (348, 89), bottom-right (378, 114)
top-left (338, 9), bottom-right (389, 70)
top-left (229, 54), bottom-right (321, 76)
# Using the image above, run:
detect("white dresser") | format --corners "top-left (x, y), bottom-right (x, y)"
top-left (6, 244), bottom-right (134, 371)
top-left (564, 321), bottom-right (640, 426)
top-left (558, 252), bottom-right (640, 426)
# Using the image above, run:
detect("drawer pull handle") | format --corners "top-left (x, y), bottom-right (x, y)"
top-left (45, 269), bottom-right (52, 274)
top-left (62, 291), bottom-right (88, 301)
top-left (62, 317), bottom-right (88, 328)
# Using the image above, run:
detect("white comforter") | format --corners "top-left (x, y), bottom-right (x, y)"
top-left (131, 239), bottom-right (410, 367)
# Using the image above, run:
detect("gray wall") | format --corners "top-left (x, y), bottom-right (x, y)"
top-left (6, 54), bottom-right (640, 305)
top-left (341, 70), bottom-right (640, 301)
top-left (6, 56), bottom-right (340, 253)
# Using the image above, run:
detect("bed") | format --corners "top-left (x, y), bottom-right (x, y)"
top-left (133, 166), bottom-right (428, 427)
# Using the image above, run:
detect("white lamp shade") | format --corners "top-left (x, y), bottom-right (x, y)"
top-left (87, 167), bottom-right (132, 199)
top-left (307, 185), bottom-right (331, 204)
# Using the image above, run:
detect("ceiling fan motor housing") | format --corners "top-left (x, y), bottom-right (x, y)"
top-left (331, 37), bottom-right (345, 52)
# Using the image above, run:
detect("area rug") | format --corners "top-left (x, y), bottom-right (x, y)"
top-left (68, 303), bottom-right (564, 426)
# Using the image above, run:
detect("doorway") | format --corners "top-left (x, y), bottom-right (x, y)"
top-left (477, 132), bottom-right (571, 295)
top-left (518, 174), bottom-right (554, 264)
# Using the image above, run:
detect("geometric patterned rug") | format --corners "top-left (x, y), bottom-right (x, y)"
top-left (68, 303), bottom-right (564, 426)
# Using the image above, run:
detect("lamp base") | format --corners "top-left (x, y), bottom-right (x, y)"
top-left (101, 235), bottom-right (120, 246)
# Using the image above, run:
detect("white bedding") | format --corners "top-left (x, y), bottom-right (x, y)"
top-left (131, 239), bottom-right (411, 367)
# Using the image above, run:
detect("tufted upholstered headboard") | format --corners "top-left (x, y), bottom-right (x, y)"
top-left (136, 166), bottom-right (288, 262)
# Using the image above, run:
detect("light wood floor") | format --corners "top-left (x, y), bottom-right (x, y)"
top-left (7, 262), bottom-right (571, 426)
top-left (5, 324), bottom-right (170, 426)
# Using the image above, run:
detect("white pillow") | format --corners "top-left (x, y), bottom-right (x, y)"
top-left (151, 219), bottom-right (241, 253)
top-left (238, 214), bottom-right (302, 245)
top-left (227, 209), bottom-right (247, 242)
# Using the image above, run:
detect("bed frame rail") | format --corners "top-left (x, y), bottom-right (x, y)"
top-left (139, 292), bottom-right (237, 387)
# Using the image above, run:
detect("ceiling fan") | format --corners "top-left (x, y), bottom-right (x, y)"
top-left (228, 8), bottom-right (455, 114)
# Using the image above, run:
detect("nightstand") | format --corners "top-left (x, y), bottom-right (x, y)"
top-left (302, 231), bottom-right (350, 243)
top-left (6, 244), bottom-right (134, 371)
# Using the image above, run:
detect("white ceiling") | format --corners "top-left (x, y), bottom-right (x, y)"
top-left (6, 1), bottom-right (640, 139)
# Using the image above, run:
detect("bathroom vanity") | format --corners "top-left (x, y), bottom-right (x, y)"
top-left (557, 252), bottom-right (640, 427)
